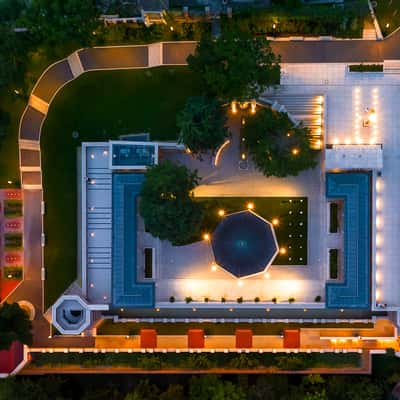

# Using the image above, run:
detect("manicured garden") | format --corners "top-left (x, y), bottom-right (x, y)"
top-left (29, 351), bottom-right (362, 371)
top-left (41, 67), bottom-right (202, 308)
top-left (97, 320), bottom-right (373, 336)
top-left (197, 197), bottom-right (308, 265)
top-left (222, 1), bottom-right (368, 38)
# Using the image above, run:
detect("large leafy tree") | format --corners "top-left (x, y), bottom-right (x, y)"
top-left (177, 96), bottom-right (228, 158)
top-left (187, 31), bottom-right (280, 102)
top-left (23, 0), bottom-right (99, 45)
top-left (189, 375), bottom-right (246, 400)
top-left (243, 107), bottom-right (318, 177)
top-left (0, 302), bottom-right (32, 350)
top-left (139, 161), bottom-right (203, 245)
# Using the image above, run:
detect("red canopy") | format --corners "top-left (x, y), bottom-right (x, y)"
top-left (235, 329), bottom-right (253, 348)
top-left (140, 329), bottom-right (157, 348)
top-left (0, 341), bottom-right (24, 374)
top-left (283, 329), bottom-right (300, 348)
top-left (188, 329), bottom-right (205, 348)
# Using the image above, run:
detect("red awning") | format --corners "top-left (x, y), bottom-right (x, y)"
top-left (140, 329), bottom-right (157, 348)
top-left (188, 329), bottom-right (204, 348)
top-left (235, 329), bottom-right (253, 348)
top-left (283, 329), bottom-right (300, 348)
top-left (0, 341), bottom-right (24, 374)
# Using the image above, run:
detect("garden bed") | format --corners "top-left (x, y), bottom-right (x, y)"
top-left (329, 248), bottom-right (339, 279)
top-left (3, 266), bottom-right (23, 280)
top-left (3, 200), bottom-right (23, 218)
top-left (196, 197), bottom-right (308, 265)
top-left (4, 232), bottom-right (23, 250)
top-left (348, 64), bottom-right (383, 72)
top-left (29, 351), bottom-right (362, 371)
top-left (221, 1), bottom-right (368, 38)
top-left (329, 202), bottom-right (339, 233)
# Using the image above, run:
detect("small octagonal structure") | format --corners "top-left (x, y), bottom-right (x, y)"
top-left (211, 210), bottom-right (279, 278)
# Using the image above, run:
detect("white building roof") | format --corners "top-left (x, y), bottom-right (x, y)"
top-left (325, 145), bottom-right (383, 170)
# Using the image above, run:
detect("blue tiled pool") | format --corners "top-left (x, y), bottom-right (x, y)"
top-left (111, 143), bottom-right (156, 167)
top-left (325, 172), bottom-right (371, 309)
top-left (112, 173), bottom-right (154, 308)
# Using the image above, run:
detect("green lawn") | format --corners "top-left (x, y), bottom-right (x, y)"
top-left (197, 197), bottom-right (308, 265)
top-left (98, 320), bottom-right (373, 336)
top-left (374, 0), bottom-right (400, 36)
top-left (41, 67), bottom-right (202, 308)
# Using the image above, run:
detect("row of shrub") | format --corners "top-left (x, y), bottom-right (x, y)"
top-left (172, 295), bottom-right (322, 303)
top-left (349, 64), bottom-right (383, 72)
top-left (30, 351), bottom-right (361, 371)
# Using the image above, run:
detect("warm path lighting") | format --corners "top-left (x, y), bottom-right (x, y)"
top-left (291, 148), bottom-right (299, 155)
top-left (231, 101), bottom-right (237, 114)
top-left (272, 218), bottom-right (279, 226)
top-left (237, 280), bottom-right (244, 287)
top-left (203, 233), bottom-right (210, 241)
top-left (264, 273), bottom-right (270, 279)
top-left (211, 263), bottom-right (217, 272)
top-left (218, 209), bottom-right (225, 217)
top-left (280, 248), bottom-right (287, 255)
top-left (251, 101), bottom-right (256, 114)
top-left (247, 202), bottom-right (254, 210)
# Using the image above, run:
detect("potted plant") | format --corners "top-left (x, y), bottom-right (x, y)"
top-left (204, 297), bottom-right (209, 303)
top-left (315, 295), bottom-right (321, 302)
top-left (221, 297), bottom-right (226, 303)
top-left (288, 297), bottom-right (295, 304)
top-left (254, 296), bottom-right (260, 303)
top-left (185, 296), bottom-right (193, 304)
top-left (237, 296), bottom-right (243, 304)
top-left (169, 296), bottom-right (175, 303)
top-left (272, 297), bottom-right (277, 304)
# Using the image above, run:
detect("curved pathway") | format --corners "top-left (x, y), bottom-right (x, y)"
top-left (12, 33), bottom-right (400, 346)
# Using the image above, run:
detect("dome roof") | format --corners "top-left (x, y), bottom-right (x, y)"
top-left (211, 210), bottom-right (279, 278)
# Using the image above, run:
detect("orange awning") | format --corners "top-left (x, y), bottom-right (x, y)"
top-left (283, 329), bottom-right (300, 348)
top-left (235, 329), bottom-right (253, 348)
top-left (188, 329), bottom-right (204, 348)
top-left (140, 329), bottom-right (157, 348)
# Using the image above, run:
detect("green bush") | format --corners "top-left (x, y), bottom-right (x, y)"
top-left (349, 64), bottom-right (383, 72)
top-left (329, 202), bottom-right (338, 233)
top-left (329, 249), bottom-right (338, 279)
top-left (185, 296), bottom-right (193, 303)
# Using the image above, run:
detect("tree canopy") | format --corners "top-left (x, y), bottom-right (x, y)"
top-left (139, 161), bottom-right (203, 245)
top-left (243, 107), bottom-right (318, 177)
top-left (187, 31), bottom-right (280, 102)
top-left (177, 96), bottom-right (229, 158)
top-left (0, 302), bottom-right (32, 350)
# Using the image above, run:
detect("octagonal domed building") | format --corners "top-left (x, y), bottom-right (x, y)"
top-left (211, 210), bottom-right (279, 278)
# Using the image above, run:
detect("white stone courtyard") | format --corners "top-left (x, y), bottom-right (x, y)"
top-left (141, 63), bottom-right (400, 309)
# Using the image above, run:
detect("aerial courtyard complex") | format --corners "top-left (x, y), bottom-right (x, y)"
top-left (3, 0), bottom-right (400, 383)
